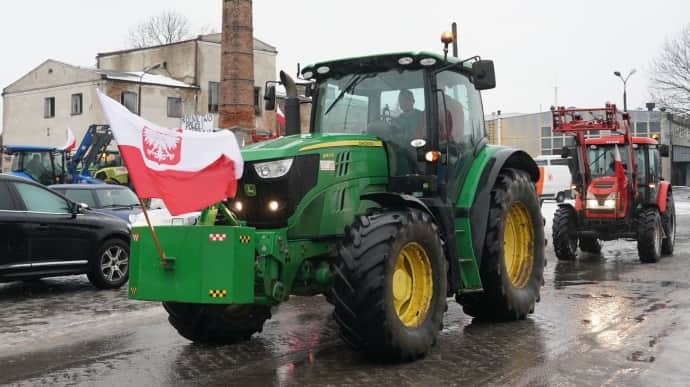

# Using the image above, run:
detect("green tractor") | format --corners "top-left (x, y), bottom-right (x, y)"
top-left (129, 38), bottom-right (545, 360)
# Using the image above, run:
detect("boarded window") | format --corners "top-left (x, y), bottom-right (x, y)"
top-left (167, 97), bottom-right (182, 118)
top-left (121, 91), bottom-right (138, 114)
top-left (208, 82), bottom-right (219, 113)
top-left (71, 93), bottom-right (82, 115)
top-left (44, 97), bottom-right (55, 118)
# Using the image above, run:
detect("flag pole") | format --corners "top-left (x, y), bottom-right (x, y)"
top-left (138, 198), bottom-right (167, 264)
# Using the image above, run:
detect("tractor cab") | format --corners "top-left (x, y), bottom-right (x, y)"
top-left (581, 136), bottom-right (661, 219)
top-left (303, 51), bottom-right (494, 199)
top-left (3, 145), bottom-right (67, 185)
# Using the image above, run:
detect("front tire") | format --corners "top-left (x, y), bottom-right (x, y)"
top-left (661, 194), bottom-right (675, 255)
top-left (332, 209), bottom-right (446, 361)
top-left (553, 206), bottom-right (578, 261)
top-left (163, 303), bottom-right (271, 344)
top-left (638, 208), bottom-right (662, 263)
top-left (457, 168), bottom-right (544, 321)
top-left (87, 238), bottom-right (129, 289)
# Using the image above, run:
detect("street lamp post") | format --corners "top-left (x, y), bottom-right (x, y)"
top-left (137, 63), bottom-right (163, 116)
top-left (613, 69), bottom-right (636, 112)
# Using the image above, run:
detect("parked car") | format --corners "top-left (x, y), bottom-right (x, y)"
top-left (0, 175), bottom-right (130, 289)
top-left (49, 183), bottom-right (141, 223)
top-left (129, 200), bottom-right (200, 227)
top-left (535, 155), bottom-right (574, 202)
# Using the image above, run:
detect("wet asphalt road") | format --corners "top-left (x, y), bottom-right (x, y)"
top-left (2, 190), bottom-right (690, 386)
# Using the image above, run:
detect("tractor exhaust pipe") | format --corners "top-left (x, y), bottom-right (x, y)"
top-left (280, 70), bottom-right (301, 136)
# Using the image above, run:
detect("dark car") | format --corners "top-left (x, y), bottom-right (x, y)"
top-left (49, 184), bottom-right (141, 223)
top-left (0, 175), bottom-right (130, 289)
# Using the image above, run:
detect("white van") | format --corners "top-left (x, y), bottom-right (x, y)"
top-left (535, 155), bottom-right (573, 202)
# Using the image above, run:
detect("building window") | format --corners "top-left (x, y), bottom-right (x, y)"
top-left (121, 91), bottom-right (138, 114)
top-left (44, 97), bottom-right (55, 118)
top-left (254, 86), bottom-right (261, 116)
top-left (167, 97), bottom-right (182, 118)
top-left (71, 93), bottom-right (83, 115)
top-left (208, 81), bottom-right (219, 113)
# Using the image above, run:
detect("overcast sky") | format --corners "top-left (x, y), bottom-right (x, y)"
top-left (2, 0), bottom-right (689, 134)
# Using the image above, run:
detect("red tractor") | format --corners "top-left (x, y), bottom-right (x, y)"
top-left (551, 104), bottom-right (675, 263)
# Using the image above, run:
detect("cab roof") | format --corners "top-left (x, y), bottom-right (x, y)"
top-left (3, 145), bottom-right (61, 153)
top-left (585, 136), bottom-right (658, 145)
top-left (301, 51), bottom-right (471, 80)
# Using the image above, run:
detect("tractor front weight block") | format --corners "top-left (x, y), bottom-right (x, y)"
top-left (128, 225), bottom-right (256, 304)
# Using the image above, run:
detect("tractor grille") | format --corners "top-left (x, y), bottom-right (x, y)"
top-left (231, 154), bottom-right (319, 228)
top-left (335, 151), bottom-right (352, 177)
top-left (593, 181), bottom-right (614, 189)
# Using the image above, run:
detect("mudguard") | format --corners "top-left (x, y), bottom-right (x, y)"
top-left (657, 181), bottom-right (671, 213)
top-left (468, 148), bottom-right (539, 266)
top-left (361, 192), bottom-right (439, 224)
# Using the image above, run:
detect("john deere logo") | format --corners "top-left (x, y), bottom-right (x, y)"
top-left (244, 184), bottom-right (257, 197)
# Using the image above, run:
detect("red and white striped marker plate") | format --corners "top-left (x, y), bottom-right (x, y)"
top-left (209, 233), bottom-right (227, 242)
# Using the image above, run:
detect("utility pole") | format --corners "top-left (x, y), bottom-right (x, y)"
top-left (219, 0), bottom-right (255, 129)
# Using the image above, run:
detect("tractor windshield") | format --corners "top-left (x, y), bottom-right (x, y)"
top-left (587, 144), bottom-right (629, 179)
top-left (93, 151), bottom-right (123, 171)
top-left (315, 69), bottom-right (426, 137)
top-left (10, 150), bottom-right (64, 185)
top-left (314, 69), bottom-right (427, 174)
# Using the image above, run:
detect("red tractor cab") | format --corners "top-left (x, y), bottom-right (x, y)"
top-left (551, 104), bottom-right (675, 263)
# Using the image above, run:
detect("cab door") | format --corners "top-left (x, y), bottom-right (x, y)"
top-left (12, 181), bottom-right (91, 267)
top-left (434, 70), bottom-right (485, 201)
top-left (0, 180), bottom-right (30, 276)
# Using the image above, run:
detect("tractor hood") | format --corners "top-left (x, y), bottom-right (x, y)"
top-left (240, 133), bottom-right (383, 162)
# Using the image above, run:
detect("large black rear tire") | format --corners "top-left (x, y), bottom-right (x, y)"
top-left (332, 209), bottom-right (447, 361)
top-left (637, 208), bottom-right (662, 263)
top-left (163, 302), bottom-right (271, 344)
top-left (552, 206), bottom-right (578, 261)
top-left (661, 194), bottom-right (675, 255)
top-left (456, 168), bottom-right (544, 321)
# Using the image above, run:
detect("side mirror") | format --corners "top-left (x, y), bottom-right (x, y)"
top-left (659, 144), bottom-right (669, 158)
top-left (561, 146), bottom-right (571, 158)
top-left (472, 60), bottom-right (496, 90)
top-left (264, 85), bottom-right (276, 111)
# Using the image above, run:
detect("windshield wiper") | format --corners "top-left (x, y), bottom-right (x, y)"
top-left (324, 74), bottom-right (361, 116)
top-left (102, 204), bottom-right (138, 209)
top-left (323, 73), bottom-right (376, 116)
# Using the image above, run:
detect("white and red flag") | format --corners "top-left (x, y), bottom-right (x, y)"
top-left (96, 90), bottom-right (243, 215)
top-left (276, 103), bottom-right (286, 126)
top-left (61, 128), bottom-right (76, 151)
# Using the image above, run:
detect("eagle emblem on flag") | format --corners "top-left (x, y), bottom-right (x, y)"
top-left (142, 126), bottom-right (183, 165)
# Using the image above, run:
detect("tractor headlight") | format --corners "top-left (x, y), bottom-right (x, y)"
top-left (586, 192), bottom-right (617, 210)
top-left (253, 158), bottom-right (294, 179)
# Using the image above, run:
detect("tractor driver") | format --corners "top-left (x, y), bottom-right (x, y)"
top-left (393, 89), bottom-right (424, 139)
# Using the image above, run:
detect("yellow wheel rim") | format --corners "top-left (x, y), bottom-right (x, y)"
top-left (392, 242), bottom-right (433, 328)
top-left (503, 202), bottom-right (534, 288)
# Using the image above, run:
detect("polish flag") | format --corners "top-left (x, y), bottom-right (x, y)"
top-left (61, 128), bottom-right (76, 152)
top-left (613, 144), bottom-right (626, 188)
top-left (96, 90), bottom-right (243, 215)
top-left (276, 104), bottom-right (286, 126)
